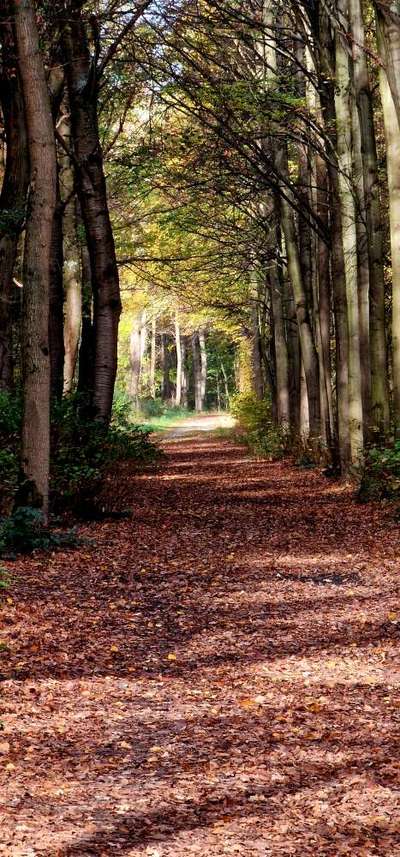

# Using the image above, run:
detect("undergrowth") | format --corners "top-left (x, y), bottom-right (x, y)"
top-left (0, 389), bottom-right (159, 550)
top-left (230, 392), bottom-right (287, 459)
top-left (358, 440), bottom-right (400, 503)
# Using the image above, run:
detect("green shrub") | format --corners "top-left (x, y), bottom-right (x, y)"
top-left (138, 396), bottom-right (165, 418)
top-left (230, 392), bottom-right (287, 459)
top-left (51, 393), bottom-right (159, 509)
top-left (0, 566), bottom-right (11, 590)
top-left (358, 441), bottom-right (400, 502)
top-left (0, 507), bottom-right (79, 556)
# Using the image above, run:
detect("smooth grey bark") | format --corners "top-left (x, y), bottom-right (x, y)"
top-left (334, 1), bottom-right (364, 465)
top-left (379, 54), bottom-right (400, 434)
top-left (350, 0), bottom-right (389, 436)
top-left (175, 315), bottom-right (182, 406)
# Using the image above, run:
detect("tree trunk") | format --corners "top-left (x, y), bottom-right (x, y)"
top-left (49, 173), bottom-right (64, 401)
top-left (350, 0), bottom-right (389, 437)
top-left (175, 315), bottom-right (182, 406)
top-left (199, 328), bottom-right (207, 408)
top-left (160, 332), bottom-right (173, 401)
top-left (129, 311), bottom-right (146, 402)
top-left (14, 0), bottom-right (57, 520)
top-left (61, 6), bottom-right (121, 422)
top-left (277, 146), bottom-right (321, 440)
top-left (59, 110), bottom-right (82, 395)
top-left (269, 264), bottom-right (290, 429)
top-left (149, 315), bottom-right (156, 398)
top-left (192, 332), bottom-right (204, 411)
top-left (0, 14), bottom-right (29, 390)
top-left (374, 1), bottom-right (400, 127)
top-left (181, 335), bottom-right (188, 408)
top-left (379, 54), bottom-right (400, 435)
top-left (77, 226), bottom-right (95, 402)
top-left (334, 2), bottom-right (364, 465)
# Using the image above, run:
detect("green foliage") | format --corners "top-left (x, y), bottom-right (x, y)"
top-left (0, 567), bottom-right (11, 590)
top-left (231, 392), bottom-right (286, 459)
top-left (358, 441), bottom-right (400, 503)
top-left (138, 397), bottom-right (165, 418)
top-left (0, 507), bottom-right (79, 556)
top-left (51, 393), bottom-right (158, 509)
top-left (0, 207), bottom-right (25, 235)
top-left (0, 393), bottom-right (22, 513)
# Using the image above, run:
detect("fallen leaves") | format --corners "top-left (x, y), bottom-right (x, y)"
top-left (1, 429), bottom-right (400, 855)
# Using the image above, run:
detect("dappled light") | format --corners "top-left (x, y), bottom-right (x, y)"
top-left (1, 430), bottom-right (399, 854)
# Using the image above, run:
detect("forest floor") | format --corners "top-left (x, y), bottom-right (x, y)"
top-left (1, 414), bottom-right (400, 856)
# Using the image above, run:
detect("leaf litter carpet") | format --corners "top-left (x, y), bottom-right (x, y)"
top-left (1, 430), bottom-right (400, 856)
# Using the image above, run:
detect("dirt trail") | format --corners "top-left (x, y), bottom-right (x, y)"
top-left (1, 427), bottom-right (400, 856)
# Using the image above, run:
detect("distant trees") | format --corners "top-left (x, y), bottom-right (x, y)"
top-left (115, 0), bottom-right (398, 470)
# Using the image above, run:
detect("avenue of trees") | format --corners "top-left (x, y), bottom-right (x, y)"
top-left (1, 0), bottom-right (400, 518)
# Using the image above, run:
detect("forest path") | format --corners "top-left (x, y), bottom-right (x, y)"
top-left (1, 431), bottom-right (400, 855)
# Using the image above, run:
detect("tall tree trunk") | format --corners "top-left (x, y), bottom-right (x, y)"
top-left (181, 335), bottom-right (188, 408)
top-left (192, 332), bottom-right (203, 411)
top-left (334, 2), bottom-right (364, 465)
top-left (14, 0), bottom-right (56, 520)
top-left (316, 4), bottom-right (351, 469)
top-left (129, 310), bottom-right (146, 402)
top-left (0, 14), bottom-right (29, 390)
top-left (160, 332), bottom-right (173, 401)
top-left (350, 0), bottom-right (389, 437)
top-left (379, 54), bottom-right (400, 435)
top-left (59, 110), bottom-right (81, 395)
top-left (277, 146), bottom-right (321, 440)
top-left (250, 289), bottom-right (264, 399)
top-left (49, 173), bottom-right (64, 401)
top-left (199, 328), bottom-right (207, 408)
top-left (374, 1), bottom-right (400, 127)
top-left (61, 6), bottom-right (121, 422)
top-left (269, 263), bottom-right (290, 429)
top-left (175, 315), bottom-right (182, 406)
top-left (149, 315), bottom-right (156, 398)
top-left (77, 225), bottom-right (95, 402)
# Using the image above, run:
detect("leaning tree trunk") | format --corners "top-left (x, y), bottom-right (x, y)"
top-left (61, 6), bottom-right (121, 423)
top-left (14, 0), bottom-right (57, 520)
top-left (0, 13), bottom-right (29, 390)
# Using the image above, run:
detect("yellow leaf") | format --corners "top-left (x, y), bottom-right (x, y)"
top-left (5, 762), bottom-right (15, 772)
top-left (110, 645), bottom-right (119, 653)
top-left (167, 653), bottom-right (176, 661)
top-left (149, 745), bottom-right (163, 752)
top-left (239, 697), bottom-right (255, 709)
top-left (6, 597), bottom-right (13, 605)
top-left (388, 612), bottom-right (397, 622)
